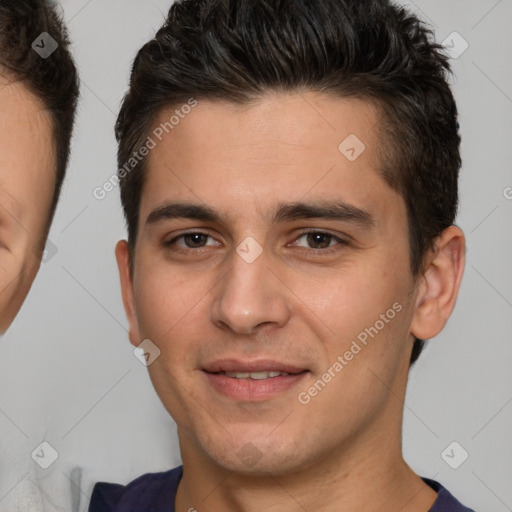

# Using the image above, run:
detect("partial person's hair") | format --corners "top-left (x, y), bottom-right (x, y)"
top-left (116, 0), bottom-right (461, 364)
top-left (0, 0), bottom-right (79, 226)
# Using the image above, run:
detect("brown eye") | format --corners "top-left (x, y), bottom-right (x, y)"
top-left (165, 232), bottom-right (219, 251)
top-left (182, 233), bottom-right (209, 248)
top-left (294, 231), bottom-right (342, 250)
top-left (305, 232), bottom-right (333, 249)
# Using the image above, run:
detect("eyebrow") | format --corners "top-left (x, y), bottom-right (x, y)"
top-left (146, 203), bottom-right (220, 225)
top-left (272, 201), bottom-right (375, 228)
top-left (146, 200), bottom-right (375, 229)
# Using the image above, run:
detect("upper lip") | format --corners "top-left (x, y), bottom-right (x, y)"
top-left (202, 359), bottom-right (307, 374)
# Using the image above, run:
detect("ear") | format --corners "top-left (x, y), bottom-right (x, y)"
top-left (410, 226), bottom-right (466, 340)
top-left (115, 240), bottom-right (142, 347)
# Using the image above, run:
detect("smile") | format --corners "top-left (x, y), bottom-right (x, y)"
top-left (202, 361), bottom-right (308, 401)
top-left (224, 371), bottom-right (291, 379)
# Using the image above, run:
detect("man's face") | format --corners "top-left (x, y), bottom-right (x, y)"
top-left (119, 93), bottom-right (422, 474)
top-left (0, 77), bottom-right (56, 333)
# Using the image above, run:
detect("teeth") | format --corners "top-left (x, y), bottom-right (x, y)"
top-left (250, 371), bottom-right (272, 380)
top-left (225, 371), bottom-right (290, 379)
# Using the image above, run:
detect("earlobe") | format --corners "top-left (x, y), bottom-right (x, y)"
top-left (115, 240), bottom-right (141, 347)
top-left (410, 226), bottom-right (466, 341)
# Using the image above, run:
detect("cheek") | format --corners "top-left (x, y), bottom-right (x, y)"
top-left (293, 266), bottom-right (387, 332)
top-left (298, 258), bottom-right (412, 364)
top-left (133, 259), bottom-right (209, 346)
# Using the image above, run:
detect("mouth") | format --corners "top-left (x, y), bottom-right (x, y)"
top-left (223, 370), bottom-right (294, 380)
top-left (202, 360), bottom-right (308, 401)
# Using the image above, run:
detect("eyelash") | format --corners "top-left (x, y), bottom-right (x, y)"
top-left (164, 230), bottom-right (348, 257)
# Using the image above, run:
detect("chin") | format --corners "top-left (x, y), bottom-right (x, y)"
top-left (200, 432), bottom-right (311, 477)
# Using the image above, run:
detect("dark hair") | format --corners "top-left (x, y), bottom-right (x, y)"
top-left (116, 0), bottom-right (461, 364)
top-left (0, 0), bottom-right (79, 227)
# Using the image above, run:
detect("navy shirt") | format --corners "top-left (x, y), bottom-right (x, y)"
top-left (89, 466), bottom-right (476, 512)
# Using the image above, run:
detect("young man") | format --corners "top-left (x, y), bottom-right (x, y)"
top-left (91, 0), bottom-right (474, 510)
top-left (0, 0), bottom-right (79, 334)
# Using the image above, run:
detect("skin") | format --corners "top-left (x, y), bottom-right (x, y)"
top-left (116, 92), bottom-right (465, 511)
top-left (0, 76), bottom-right (56, 334)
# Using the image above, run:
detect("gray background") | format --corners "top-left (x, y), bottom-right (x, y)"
top-left (0, 0), bottom-right (511, 510)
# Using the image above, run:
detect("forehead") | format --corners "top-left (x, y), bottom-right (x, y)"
top-left (0, 78), bottom-right (55, 224)
top-left (150, 92), bottom-right (381, 163)
top-left (141, 92), bottom-right (398, 225)
top-left (0, 79), bottom-right (53, 150)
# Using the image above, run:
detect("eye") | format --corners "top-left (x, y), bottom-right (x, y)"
top-left (166, 232), bottom-right (218, 250)
top-left (292, 231), bottom-right (347, 252)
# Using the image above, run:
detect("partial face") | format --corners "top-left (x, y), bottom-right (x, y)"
top-left (0, 77), bottom-right (56, 333)
top-left (118, 93), bottom-right (422, 474)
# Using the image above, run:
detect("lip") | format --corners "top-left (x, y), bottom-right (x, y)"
top-left (203, 359), bottom-right (307, 374)
top-left (202, 359), bottom-right (308, 401)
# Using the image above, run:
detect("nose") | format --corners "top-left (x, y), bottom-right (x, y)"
top-left (210, 246), bottom-right (291, 335)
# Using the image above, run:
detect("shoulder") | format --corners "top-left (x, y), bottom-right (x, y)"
top-left (88, 465), bottom-right (183, 512)
top-left (423, 478), bottom-right (476, 512)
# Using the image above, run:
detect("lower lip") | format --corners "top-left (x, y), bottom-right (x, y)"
top-left (204, 371), bottom-right (308, 401)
